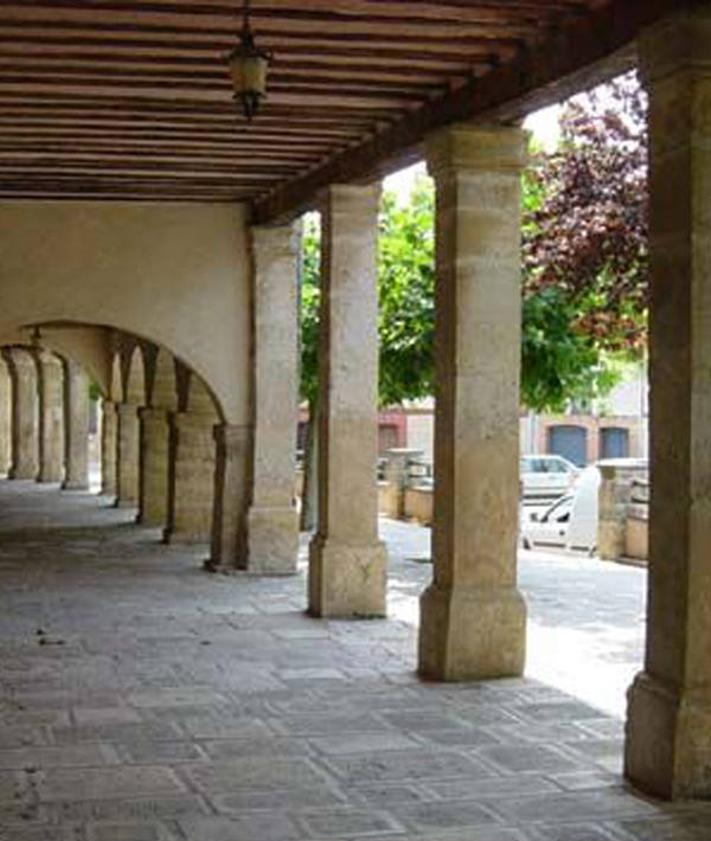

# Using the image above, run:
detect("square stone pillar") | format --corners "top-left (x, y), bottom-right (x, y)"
top-left (418, 123), bottom-right (527, 681)
top-left (101, 399), bottom-right (117, 496)
top-left (626, 8), bottom-right (711, 800)
top-left (34, 350), bottom-right (64, 483)
top-left (0, 358), bottom-right (10, 476)
top-left (115, 403), bottom-right (140, 507)
top-left (163, 412), bottom-right (216, 545)
top-left (138, 407), bottom-right (170, 527)
top-left (308, 184), bottom-right (387, 618)
top-left (208, 423), bottom-right (251, 569)
top-left (245, 225), bottom-right (300, 574)
top-left (4, 348), bottom-right (39, 480)
top-left (62, 360), bottom-right (90, 491)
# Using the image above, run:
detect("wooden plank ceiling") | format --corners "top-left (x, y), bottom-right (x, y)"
top-left (0, 0), bottom-right (672, 217)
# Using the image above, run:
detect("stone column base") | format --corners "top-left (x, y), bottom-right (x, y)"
top-left (308, 536), bottom-right (387, 618)
top-left (625, 671), bottom-right (711, 800)
top-left (9, 462), bottom-right (36, 480)
top-left (244, 505), bottom-right (299, 575)
top-left (418, 583), bottom-right (526, 681)
top-left (39, 470), bottom-right (63, 484)
top-left (62, 479), bottom-right (89, 491)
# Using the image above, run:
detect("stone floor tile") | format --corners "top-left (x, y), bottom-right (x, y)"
top-left (491, 790), bottom-right (662, 824)
top-left (200, 736), bottom-right (310, 759)
top-left (309, 731), bottom-right (422, 755)
top-left (421, 775), bottom-right (559, 801)
top-left (85, 821), bottom-right (180, 841)
top-left (322, 749), bottom-right (496, 786)
top-left (72, 707), bottom-right (142, 726)
top-left (614, 814), bottom-right (711, 841)
top-left (392, 800), bottom-right (500, 834)
top-left (177, 813), bottom-right (303, 841)
top-left (181, 756), bottom-right (330, 794)
top-left (477, 743), bottom-right (587, 775)
top-left (297, 807), bottom-right (403, 838)
top-left (527, 824), bottom-right (622, 841)
top-left (44, 794), bottom-right (210, 823)
top-left (35, 765), bottom-right (186, 802)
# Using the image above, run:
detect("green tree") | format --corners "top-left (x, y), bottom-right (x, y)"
top-left (300, 73), bottom-right (649, 417)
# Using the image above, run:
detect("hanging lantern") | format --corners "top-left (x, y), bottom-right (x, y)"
top-left (228, 0), bottom-right (271, 122)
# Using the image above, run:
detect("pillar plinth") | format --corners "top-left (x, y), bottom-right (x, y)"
top-left (625, 9), bottom-right (711, 800)
top-left (35, 351), bottom-right (65, 483)
top-left (62, 360), bottom-right (89, 491)
top-left (308, 184), bottom-right (387, 618)
top-left (208, 423), bottom-right (250, 569)
top-left (245, 225), bottom-right (300, 575)
top-left (116, 403), bottom-right (140, 507)
top-left (417, 124), bottom-right (527, 681)
top-left (4, 348), bottom-right (38, 480)
top-left (164, 412), bottom-right (216, 545)
top-left (138, 407), bottom-right (170, 527)
top-left (101, 400), bottom-right (117, 496)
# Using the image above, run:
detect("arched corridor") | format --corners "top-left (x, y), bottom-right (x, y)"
top-left (0, 480), bottom-right (709, 840)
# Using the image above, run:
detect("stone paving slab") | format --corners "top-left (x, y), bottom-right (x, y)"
top-left (0, 481), bottom-right (709, 840)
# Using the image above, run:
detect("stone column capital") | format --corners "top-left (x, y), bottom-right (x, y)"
top-left (138, 406), bottom-right (169, 424)
top-left (117, 402), bottom-right (140, 420)
top-left (213, 422), bottom-right (251, 450)
top-left (4, 346), bottom-right (35, 371)
top-left (251, 223), bottom-right (300, 259)
top-left (32, 348), bottom-right (62, 370)
top-left (425, 123), bottom-right (527, 181)
top-left (638, 8), bottom-right (711, 86)
top-left (318, 182), bottom-right (382, 218)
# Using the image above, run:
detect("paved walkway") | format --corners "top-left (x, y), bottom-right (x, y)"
top-left (0, 481), bottom-right (709, 841)
top-left (383, 520), bottom-right (646, 719)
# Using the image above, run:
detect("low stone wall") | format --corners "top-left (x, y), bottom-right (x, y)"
top-left (404, 486), bottom-right (433, 525)
top-left (598, 459), bottom-right (649, 563)
top-left (625, 502), bottom-right (648, 561)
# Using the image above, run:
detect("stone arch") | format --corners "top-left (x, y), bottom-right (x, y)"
top-left (186, 373), bottom-right (221, 421)
top-left (0, 202), bottom-right (250, 425)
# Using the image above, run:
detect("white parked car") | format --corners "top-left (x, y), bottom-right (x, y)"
top-left (521, 465), bottom-right (601, 553)
top-left (520, 454), bottom-right (579, 499)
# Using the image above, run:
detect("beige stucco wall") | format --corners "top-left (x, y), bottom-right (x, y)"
top-left (0, 201), bottom-right (251, 424)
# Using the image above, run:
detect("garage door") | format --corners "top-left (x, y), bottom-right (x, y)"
top-left (548, 425), bottom-right (587, 467)
top-left (601, 427), bottom-right (630, 459)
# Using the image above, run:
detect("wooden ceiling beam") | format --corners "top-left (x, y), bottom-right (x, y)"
top-left (253, 0), bottom-right (680, 222)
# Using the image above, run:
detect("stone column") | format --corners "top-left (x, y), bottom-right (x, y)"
top-left (626, 8), bottom-right (711, 800)
top-left (115, 403), bottom-right (140, 507)
top-left (4, 348), bottom-right (38, 480)
top-left (245, 225), bottom-right (300, 574)
top-left (0, 359), bottom-right (10, 475)
top-left (138, 408), bottom-right (170, 527)
top-left (163, 412), bottom-right (216, 544)
top-left (101, 399), bottom-right (117, 496)
top-left (208, 423), bottom-right (251, 569)
top-left (308, 184), bottom-right (387, 618)
top-left (418, 123), bottom-right (527, 681)
top-left (35, 351), bottom-right (65, 483)
top-left (62, 360), bottom-right (90, 491)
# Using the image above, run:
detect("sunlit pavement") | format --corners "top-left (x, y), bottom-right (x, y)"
top-left (382, 517), bottom-right (646, 719)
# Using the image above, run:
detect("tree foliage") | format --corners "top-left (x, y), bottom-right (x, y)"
top-left (300, 72), bottom-right (649, 414)
top-left (520, 72), bottom-right (648, 410)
